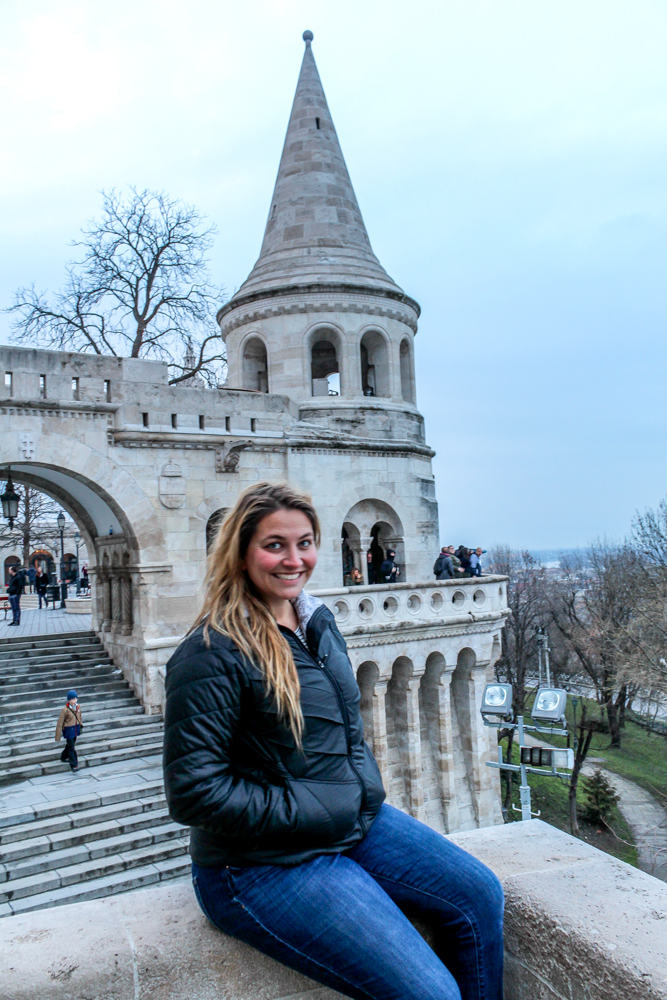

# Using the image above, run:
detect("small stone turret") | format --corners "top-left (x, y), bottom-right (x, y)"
top-left (218, 32), bottom-right (420, 410)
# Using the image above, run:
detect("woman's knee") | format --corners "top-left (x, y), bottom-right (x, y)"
top-left (468, 860), bottom-right (504, 926)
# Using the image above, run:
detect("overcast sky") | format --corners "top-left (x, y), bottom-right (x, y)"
top-left (1, 0), bottom-right (666, 550)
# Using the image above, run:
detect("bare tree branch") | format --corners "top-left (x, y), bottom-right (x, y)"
top-left (5, 188), bottom-right (227, 386)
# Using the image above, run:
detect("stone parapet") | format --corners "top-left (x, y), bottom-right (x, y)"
top-left (2, 821), bottom-right (664, 1000)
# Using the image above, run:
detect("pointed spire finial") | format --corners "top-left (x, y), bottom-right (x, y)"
top-left (302, 30), bottom-right (313, 46)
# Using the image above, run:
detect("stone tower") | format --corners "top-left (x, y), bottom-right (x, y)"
top-left (217, 31), bottom-right (438, 588)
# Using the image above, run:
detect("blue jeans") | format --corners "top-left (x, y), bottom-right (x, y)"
top-left (192, 804), bottom-right (504, 1000)
top-left (9, 595), bottom-right (20, 623)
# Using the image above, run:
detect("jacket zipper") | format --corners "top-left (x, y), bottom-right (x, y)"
top-left (289, 626), bottom-right (368, 814)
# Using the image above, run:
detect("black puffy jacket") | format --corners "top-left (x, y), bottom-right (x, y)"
top-left (163, 594), bottom-right (386, 867)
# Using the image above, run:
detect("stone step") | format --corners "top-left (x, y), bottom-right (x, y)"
top-left (0, 730), bottom-right (164, 773)
top-left (0, 674), bottom-right (120, 702)
top-left (1, 712), bottom-right (160, 748)
top-left (2, 721), bottom-right (164, 760)
top-left (0, 794), bottom-right (168, 849)
top-left (0, 658), bottom-right (115, 681)
top-left (0, 630), bottom-right (97, 651)
top-left (1, 838), bottom-right (190, 906)
top-left (0, 651), bottom-right (112, 675)
top-left (2, 822), bottom-right (187, 883)
top-left (3, 853), bottom-right (190, 916)
top-left (0, 776), bottom-right (166, 831)
top-left (0, 702), bottom-right (144, 736)
top-left (0, 676), bottom-right (127, 705)
top-left (0, 657), bottom-right (113, 681)
top-left (0, 739), bottom-right (164, 784)
top-left (0, 688), bottom-right (138, 721)
top-left (0, 640), bottom-right (104, 663)
top-left (0, 666), bottom-right (118, 695)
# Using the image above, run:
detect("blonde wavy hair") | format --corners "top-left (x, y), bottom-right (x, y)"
top-left (192, 481), bottom-right (321, 741)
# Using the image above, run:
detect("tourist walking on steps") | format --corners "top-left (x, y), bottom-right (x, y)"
top-left (163, 482), bottom-right (504, 1000)
top-left (35, 567), bottom-right (49, 608)
top-left (55, 690), bottom-right (82, 772)
top-left (7, 565), bottom-right (24, 626)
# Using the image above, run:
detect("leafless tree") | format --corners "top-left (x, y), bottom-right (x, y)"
top-left (546, 544), bottom-right (642, 748)
top-left (6, 188), bottom-right (226, 386)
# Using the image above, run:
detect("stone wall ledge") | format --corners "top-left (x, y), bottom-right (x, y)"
top-left (1, 820), bottom-right (665, 1000)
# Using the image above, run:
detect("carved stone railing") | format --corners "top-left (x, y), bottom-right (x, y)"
top-left (3, 821), bottom-right (664, 1000)
top-left (312, 575), bottom-right (508, 635)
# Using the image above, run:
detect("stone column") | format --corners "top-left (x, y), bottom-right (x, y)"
top-left (369, 679), bottom-right (390, 791)
top-left (111, 573), bottom-right (121, 634)
top-left (433, 666), bottom-right (461, 832)
top-left (469, 661), bottom-right (503, 826)
top-left (405, 675), bottom-right (425, 821)
top-left (360, 535), bottom-right (373, 584)
top-left (120, 574), bottom-right (133, 636)
top-left (101, 573), bottom-right (112, 632)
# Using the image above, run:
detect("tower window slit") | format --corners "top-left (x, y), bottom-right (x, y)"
top-left (171, 413), bottom-right (177, 429)
top-left (315, 117), bottom-right (320, 129)
top-left (199, 415), bottom-right (205, 430)
top-left (142, 412), bottom-right (149, 428)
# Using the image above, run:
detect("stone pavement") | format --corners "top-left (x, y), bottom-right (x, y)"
top-left (0, 607), bottom-right (92, 639)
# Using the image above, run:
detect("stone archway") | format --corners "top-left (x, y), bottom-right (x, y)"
top-left (341, 498), bottom-right (405, 585)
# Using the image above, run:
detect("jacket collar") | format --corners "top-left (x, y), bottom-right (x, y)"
top-left (290, 590), bottom-right (324, 634)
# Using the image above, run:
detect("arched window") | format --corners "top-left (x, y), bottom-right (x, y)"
top-left (360, 331), bottom-right (389, 397)
top-left (311, 337), bottom-right (340, 397)
top-left (206, 508), bottom-right (228, 554)
top-left (4, 555), bottom-right (19, 586)
top-left (400, 338), bottom-right (415, 403)
top-left (242, 337), bottom-right (268, 392)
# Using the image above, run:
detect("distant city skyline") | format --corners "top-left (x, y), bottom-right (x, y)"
top-left (1, 1), bottom-right (666, 549)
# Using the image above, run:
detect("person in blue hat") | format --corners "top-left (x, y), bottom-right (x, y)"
top-left (55, 690), bottom-right (83, 772)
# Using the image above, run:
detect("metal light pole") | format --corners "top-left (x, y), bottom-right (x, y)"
top-left (74, 532), bottom-right (81, 595)
top-left (57, 511), bottom-right (67, 609)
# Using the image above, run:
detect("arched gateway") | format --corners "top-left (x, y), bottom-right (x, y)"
top-left (0, 33), bottom-right (507, 834)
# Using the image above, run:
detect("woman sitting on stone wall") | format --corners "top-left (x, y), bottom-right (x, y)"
top-left (163, 482), bottom-right (504, 1000)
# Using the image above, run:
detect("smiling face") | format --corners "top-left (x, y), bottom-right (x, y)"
top-left (243, 508), bottom-right (318, 614)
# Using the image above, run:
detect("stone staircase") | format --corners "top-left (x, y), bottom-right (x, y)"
top-left (0, 630), bottom-right (190, 916)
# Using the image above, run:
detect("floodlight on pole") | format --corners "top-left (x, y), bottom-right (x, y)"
top-left (531, 688), bottom-right (567, 723)
top-left (480, 682), bottom-right (573, 821)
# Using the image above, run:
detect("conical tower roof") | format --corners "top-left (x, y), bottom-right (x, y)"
top-left (222, 32), bottom-right (417, 315)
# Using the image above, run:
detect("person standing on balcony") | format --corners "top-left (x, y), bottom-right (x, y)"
top-left (55, 690), bottom-right (82, 772)
top-left (470, 547), bottom-right (485, 577)
top-left (6, 565), bottom-right (24, 626)
top-left (164, 481), bottom-right (504, 1000)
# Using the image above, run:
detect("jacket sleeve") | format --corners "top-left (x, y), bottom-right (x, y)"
top-left (55, 707), bottom-right (66, 742)
top-left (163, 640), bottom-right (301, 842)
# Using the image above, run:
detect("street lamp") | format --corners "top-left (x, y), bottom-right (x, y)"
top-left (74, 531), bottom-right (81, 595)
top-left (57, 510), bottom-right (67, 609)
top-left (0, 470), bottom-right (20, 526)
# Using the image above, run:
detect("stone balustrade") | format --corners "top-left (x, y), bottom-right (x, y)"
top-left (3, 820), bottom-right (664, 1000)
top-left (314, 575), bottom-right (508, 633)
